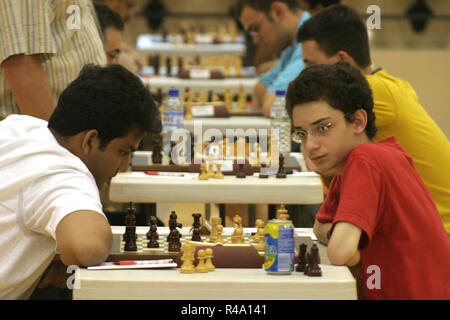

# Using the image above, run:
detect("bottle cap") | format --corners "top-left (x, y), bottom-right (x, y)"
top-left (275, 90), bottom-right (286, 96)
top-left (168, 88), bottom-right (179, 97)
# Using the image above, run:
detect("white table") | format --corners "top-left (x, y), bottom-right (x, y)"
top-left (137, 34), bottom-right (246, 55)
top-left (73, 266), bottom-right (356, 300)
top-left (141, 76), bottom-right (258, 95)
top-left (109, 172), bottom-right (323, 205)
top-left (73, 229), bottom-right (356, 300)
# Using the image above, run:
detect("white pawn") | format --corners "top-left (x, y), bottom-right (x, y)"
top-left (195, 249), bottom-right (208, 273)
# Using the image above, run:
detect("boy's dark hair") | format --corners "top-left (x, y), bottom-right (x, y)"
top-left (235, 0), bottom-right (301, 18)
top-left (302, 0), bottom-right (340, 10)
top-left (93, 0), bottom-right (124, 35)
top-left (297, 4), bottom-right (371, 69)
top-left (286, 62), bottom-right (377, 139)
top-left (48, 64), bottom-right (161, 149)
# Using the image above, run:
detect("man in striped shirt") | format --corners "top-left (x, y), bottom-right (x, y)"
top-left (0, 0), bottom-right (106, 121)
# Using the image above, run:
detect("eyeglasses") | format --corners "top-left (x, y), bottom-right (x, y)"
top-left (292, 112), bottom-right (352, 143)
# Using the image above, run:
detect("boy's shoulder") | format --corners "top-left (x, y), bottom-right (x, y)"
top-left (348, 136), bottom-right (414, 169)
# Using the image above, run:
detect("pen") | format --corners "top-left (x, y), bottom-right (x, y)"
top-left (113, 259), bottom-right (175, 265)
top-left (145, 171), bottom-right (185, 177)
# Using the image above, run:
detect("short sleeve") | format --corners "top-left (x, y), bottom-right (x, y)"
top-left (332, 157), bottom-right (384, 248)
top-left (22, 165), bottom-right (104, 240)
top-left (316, 174), bottom-right (341, 223)
top-left (265, 47), bottom-right (305, 93)
top-left (0, 0), bottom-right (56, 63)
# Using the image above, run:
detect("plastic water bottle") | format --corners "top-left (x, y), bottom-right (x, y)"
top-left (162, 88), bottom-right (184, 157)
top-left (269, 90), bottom-right (291, 160)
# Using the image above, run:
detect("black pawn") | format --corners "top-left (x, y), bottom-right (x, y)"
top-left (296, 243), bottom-right (307, 272)
top-left (236, 163), bottom-right (246, 178)
top-left (276, 154), bottom-right (286, 178)
top-left (306, 244), bottom-right (322, 277)
top-left (152, 137), bottom-right (162, 164)
top-left (191, 213), bottom-right (202, 242)
top-left (147, 216), bottom-right (159, 248)
top-left (259, 162), bottom-right (269, 179)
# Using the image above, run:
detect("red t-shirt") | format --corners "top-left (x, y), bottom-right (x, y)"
top-left (317, 136), bottom-right (450, 299)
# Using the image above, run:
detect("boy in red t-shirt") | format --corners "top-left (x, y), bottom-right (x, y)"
top-left (286, 62), bottom-right (450, 300)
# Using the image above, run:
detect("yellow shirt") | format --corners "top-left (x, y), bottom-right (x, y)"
top-left (367, 69), bottom-right (450, 234)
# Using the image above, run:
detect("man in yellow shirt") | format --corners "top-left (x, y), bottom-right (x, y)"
top-left (295, 4), bottom-right (450, 234)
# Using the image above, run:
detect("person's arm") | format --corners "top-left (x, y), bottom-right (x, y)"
top-left (313, 219), bottom-right (332, 245)
top-left (327, 221), bottom-right (362, 267)
top-left (261, 91), bottom-right (276, 118)
top-left (1, 54), bottom-right (55, 120)
top-left (56, 210), bottom-right (112, 267)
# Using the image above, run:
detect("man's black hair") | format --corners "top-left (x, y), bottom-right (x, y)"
top-left (302, 0), bottom-right (340, 10)
top-left (235, 0), bottom-right (301, 18)
top-left (296, 4), bottom-right (371, 68)
top-left (48, 64), bottom-right (161, 149)
top-left (93, 0), bottom-right (124, 35)
top-left (286, 62), bottom-right (377, 139)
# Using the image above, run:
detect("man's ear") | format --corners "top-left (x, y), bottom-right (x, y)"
top-left (81, 129), bottom-right (100, 155)
top-left (270, 1), bottom-right (286, 20)
top-left (353, 109), bottom-right (368, 135)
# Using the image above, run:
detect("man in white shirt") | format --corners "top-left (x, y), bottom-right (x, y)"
top-left (0, 64), bottom-right (161, 299)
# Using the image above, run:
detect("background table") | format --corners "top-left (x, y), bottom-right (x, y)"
top-left (109, 172), bottom-right (322, 205)
top-left (183, 116), bottom-right (270, 135)
top-left (137, 34), bottom-right (246, 55)
top-left (141, 76), bottom-right (258, 95)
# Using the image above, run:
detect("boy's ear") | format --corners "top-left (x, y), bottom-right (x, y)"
top-left (81, 129), bottom-right (101, 155)
top-left (353, 109), bottom-right (368, 135)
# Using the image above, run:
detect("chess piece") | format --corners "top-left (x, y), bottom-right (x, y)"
top-left (198, 90), bottom-right (207, 103)
top-left (180, 241), bottom-right (196, 273)
top-left (209, 217), bottom-right (222, 242)
top-left (153, 54), bottom-right (160, 75)
top-left (253, 219), bottom-right (265, 243)
top-left (253, 219), bottom-right (265, 251)
top-left (207, 157), bottom-right (215, 178)
top-left (215, 224), bottom-right (225, 244)
top-left (296, 243), bottom-right (307, 272)
top-left (259, 162), bottom-right (269, 179)
top-left (253, 142), bottom-right (261, 167)
top-left (147, 216), bottom-right (160, 248)
top-left (231, 215), bottom-right (244, 244)
top-left (199, 162), bottom-right (208, 180)
top-left (306, 244), bottom-right (322, 277)
top-left (169, 141), bottom-right (177, 165)
top-left (276, 154), bottom-right (287, 178)
top-left (167, 211), bottom-right (182, 252)
top-left (184, 93), bottom-right (193, 120)
top-left (152, 137), bottom-right (162, 164)
top-left (236, 163), bottom-right (246, 178)
top-left (195, 249), bottom-right (208, 273)
top-left (214, 163), bottom-right (224, 179)
top-left (224, 88), bottom-right (233, 111)
top-left (277, 203), bottom-right (289, 220)
top-left (237, 84), bottom-right (246, 110)
top-left (123, 202), bottom-right (137, 251)
top-left (234, 56), bottom-right (243, 77)
top-left (191, 213), bottom-right (202, 242)
top-left (166, 56), bottom-right (172, 76)
top-left (205, 248), bottom-right (215, 271)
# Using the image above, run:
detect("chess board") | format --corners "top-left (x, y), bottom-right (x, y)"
top-left (112, 226), bottom-right (262, 255)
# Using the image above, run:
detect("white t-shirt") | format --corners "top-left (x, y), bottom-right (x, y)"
top-left (0, 115), bottom-right (104, 299)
